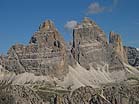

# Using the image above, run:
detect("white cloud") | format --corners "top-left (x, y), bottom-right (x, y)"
top-left (87, 2), bottom-right (104, 14)
top-left (64, 20), bottom-right (77, 31)
top-left (86, 0), bottom-right (118, 15)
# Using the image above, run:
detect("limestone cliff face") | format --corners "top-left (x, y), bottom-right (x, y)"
top-left (0, 18), bottom-right (129, 80)
top-left (0, 17), bottom-right (139, 104)
top-left (71, 17), bottom-right (108, 70)
top-left (109, 32), bottom-right (128, 63)
top-left (30, 20), bottom-right (66, 50)
top-left (71, 17), bottom-right (125, 71)
top-left (1, 20), bottom-right (68, 78)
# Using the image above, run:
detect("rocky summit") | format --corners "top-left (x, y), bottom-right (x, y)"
top-left (0, 17), bottom-right (139, 104)
top-left (1, 20), bottom-right (68, 78)
top-left (71, 17), bottom-right (108, 70)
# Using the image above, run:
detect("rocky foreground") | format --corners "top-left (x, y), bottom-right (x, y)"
top-left (0, 17), bottom-right (139, 104)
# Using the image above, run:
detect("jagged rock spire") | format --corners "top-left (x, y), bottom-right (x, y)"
top-left (81, 17), bottom-right (96, 26)
top-left (109, 31), bottom-right (122, 44)
top-left (29, 20), bottom-right (65, 50)
top-left (72, 17), bottom-right (108, 70)
top-left (3, 19), bottom-right (68, 78)
top-left (109, 32), bottom-right (128, 63)
top-left (73, 17), bottom-right (108, 46)
top-left (39, 20), bottom-right (55, 31)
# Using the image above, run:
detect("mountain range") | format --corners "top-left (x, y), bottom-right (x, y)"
top-left (0, 17), bottom-right (139, 104)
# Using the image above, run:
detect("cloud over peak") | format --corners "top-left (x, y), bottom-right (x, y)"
top-left (64, 20), bottom-right (77, 31)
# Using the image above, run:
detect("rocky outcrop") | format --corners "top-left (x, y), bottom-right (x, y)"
top-left (0, 85), bottom-right (44, 104)
top-left (71, 17), bottom-right (125, 71)
top-left (50, 83), bottom-right (139, 104)
top-left (0, 18), bottom-right (128, 77)
top-left (0, 17), bottom-right (139, 104)
top-left (109, 32), bottom-right (128, 63)
top-left (106, 32), bottom-right (128, 72)
top-left (71, 17), bottom-right (108, 70)
top-left (124, 46), bottom-right (139, 67)
top-left (0, 20), bottom-right (68, 78)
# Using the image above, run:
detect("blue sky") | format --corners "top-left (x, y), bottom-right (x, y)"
top-left (0, 0), bottom-right (139, 54)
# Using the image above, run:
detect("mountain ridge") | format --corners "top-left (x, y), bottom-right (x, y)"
top-left (0, 17), bottom-right (139, 104)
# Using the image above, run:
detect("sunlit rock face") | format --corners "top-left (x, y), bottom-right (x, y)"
top-left (71, 17), bottom-right (125, 71)
top-left (109, 32), bottom-right (128, 63)
top-left (1, 20), bottom-right (68, 78)
top-left (0, 17), bottom-right (139, 104)
top-left (0, 18), bottom-right (128, 80)
top-left (71, 17), bottom-right (108, 70)
top-left (108, 32), bottom-right (128, 71)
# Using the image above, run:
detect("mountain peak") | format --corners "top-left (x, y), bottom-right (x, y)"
top-left (38, 20), bottom-right (55, 31)
top-left (1, 17), bottom-right (139, 104)
top-left (82, 17), bottom-right (95, 24)
top-left (73, 18), bottom-right (108, 45)
top-left (4, 19), bottom-right (67, 78)
top-left (109, 32), bottom-right (128, 63)
top-left (30, 20), bottom-right (62, 45)
top-left (109, 31), bottom-right (122, 44)
top-left (79, 17), bottom-right (96, 28)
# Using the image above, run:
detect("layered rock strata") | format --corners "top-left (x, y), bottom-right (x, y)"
top-left (0, 17), bottom-right (139, 104)
top-left (0, 20), bottom-right (68, 78)
top-left (109, 32), bottom-right (128, 63)
top-left (71, 17), bottom-right (126, 71)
